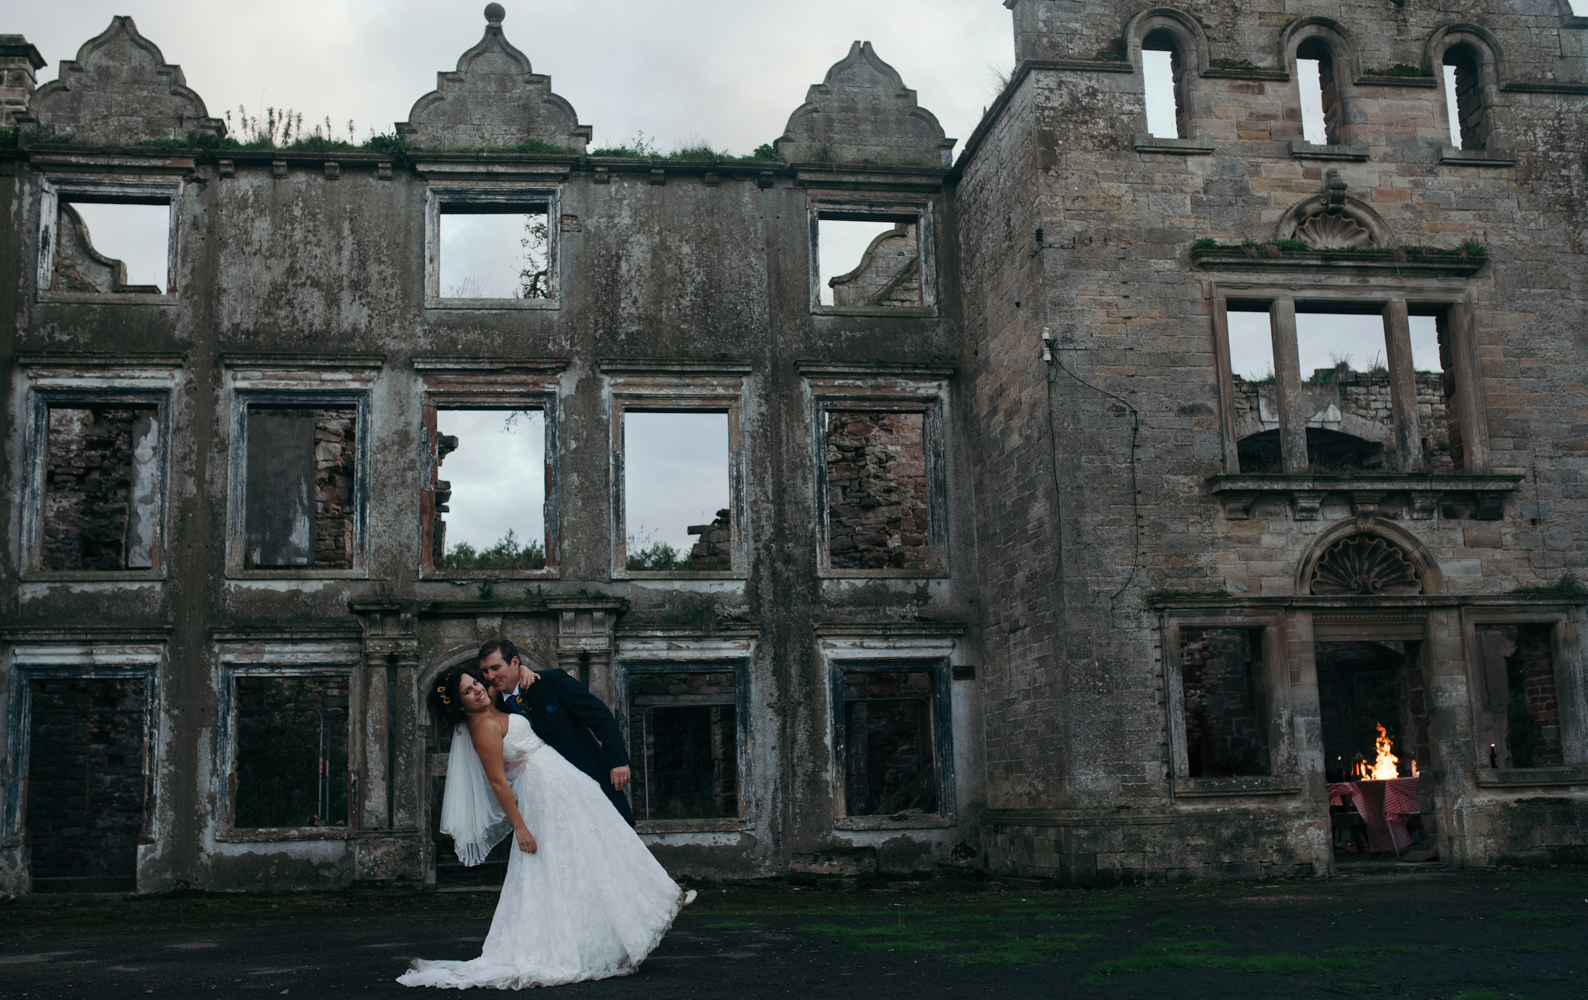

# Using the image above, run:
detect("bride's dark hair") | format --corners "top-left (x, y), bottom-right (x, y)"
top-left (428, 663), bottom-right (488, 728)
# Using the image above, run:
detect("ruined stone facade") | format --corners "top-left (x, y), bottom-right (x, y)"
top-left (1, 2), bottom-right (1586, 895)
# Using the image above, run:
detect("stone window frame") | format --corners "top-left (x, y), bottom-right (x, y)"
top-left (804, 364), bottom-right (951, 580)
top-left (613, 631), bottom-right (756, 836)
top-left (213, 637), bottom-right (364, 843)
top-left (1159, 611), bottom-right (1302, 799)
top-left (1281, 18), bottom-right (1368, 158)
top-left (221, 357), bottom-right (379, 580)
top-left (1, 635), bottom-right (165, 870)
top-left (807, 196), bottom-right (939, 318)
top-left (1425, 26), bottom-right (1509, 163)
top-left (1125, 7), bottom-right (1210, 151)
top-left (601, 361), bottom-right (752, 582)
top-left (35, 175), bottom-right (183, 305)
top-left (423, 184), bottom-right (561, 311)
top-left (1210, 284), bottom-right (1489, 476)
top-left (821, 628), bottom-right (961, 831)
top-left (416, 359), bottom-right (565, 581)
top-left (1458, 607), bottom-right (1588, 787)
top-left (15, 357), bottom-right (181, 582)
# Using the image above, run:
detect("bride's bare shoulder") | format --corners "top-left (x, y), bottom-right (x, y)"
top-left (464, 712), bottom-right (507, 742)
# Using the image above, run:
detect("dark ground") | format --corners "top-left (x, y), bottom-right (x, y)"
top-left (0, 867), bottom-right (1583, 999)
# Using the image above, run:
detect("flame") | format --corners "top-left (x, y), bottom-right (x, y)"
top-left (1411, 759), bottom-right (1419, 778)
top-left (1367, 723), bottom-right (1399, 780)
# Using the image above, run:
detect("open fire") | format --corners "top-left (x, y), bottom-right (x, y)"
top-left (1367, 723), bottom-right (1399, 780)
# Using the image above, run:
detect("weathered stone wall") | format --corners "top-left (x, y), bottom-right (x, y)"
top-left (1233, 368), bottom-right (1453, 472)
top-left (956, 0), bottom-right (1588, 881)
top-left (0, 11), bottom-right (983, 895)
top-left (42, 406), bottom-right (158, 571)
top-left (1, 1), bottom-right (1585, 894)
top-left (825, 412), bottom-right (929, 569)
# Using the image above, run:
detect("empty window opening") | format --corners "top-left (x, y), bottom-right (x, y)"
top-left (1296, 40), bottom-right (1342, 145)
top-left (232, 675), bottom-right (350, 828)
top-left (1141, 32), bottom-right (1184, 139)
top-left (433, 409), bottom-right (546, 571)
top-left (1228, 309), bottom-right (1275, 383)
top-left (1430, 311), bottom-right (1465, 472)
top-left (1442, 45), bottom-right (1485, 151)
top-left (42, 404), bottom-right (161, 571)
top-left (1180, 628), bottom-right (1270, 778)
top-left (244, 406), bottom-right (357, 569)
top-left (51, 200), bottom-right (170, 294)
top-left (439, 205), bottom-right (550, 300)
top-left (817, 217), bottom-right (922, 308)
top-left (622, 411), bottom-right (730, 571)
top-left (1228, 309), bottom-right (1286, 473)
top-left (627, 671), bottom-right (739, 821)
top-left (1409, 314), bottom-right (1457, 472)
top-left (841, 670), bottom-right (937, 817)
top-left (1475, 625), bottom-right (1563, 769)
top-left (1294, 312), bottom-right (1393, 471)
top-left (826, 410), bottom-right (929, 570)
top-left (26, 677), bottom-right (147, 893)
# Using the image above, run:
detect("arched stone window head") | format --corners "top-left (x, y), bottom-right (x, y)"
top-left (1141, 29), bottom-right (1187, 139)
top-left (1442, 43), bottom-right (1486, 151)
top-left (1295, 37), bottom-right (1344, 145)
top-left (1308, 535), bottom-right (1423, 596)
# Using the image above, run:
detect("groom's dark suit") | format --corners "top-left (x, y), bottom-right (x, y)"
top-left (498, 669), bottom-right (636, 826)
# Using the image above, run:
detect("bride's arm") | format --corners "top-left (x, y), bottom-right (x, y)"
top-left (468, 716), bottom-right (538, 854)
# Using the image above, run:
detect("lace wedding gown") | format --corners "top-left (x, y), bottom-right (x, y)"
top-left (399, 713), bottom-right (688, 989)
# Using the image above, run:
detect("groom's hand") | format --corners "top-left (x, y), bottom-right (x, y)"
top-left (610, 766), bottom-right (631, 792)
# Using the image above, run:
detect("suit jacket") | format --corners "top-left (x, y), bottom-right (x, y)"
top-left (499, 668), bottom-right (635, 826)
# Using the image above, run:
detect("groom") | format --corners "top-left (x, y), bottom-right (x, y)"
top-left (477, 638), bottom-right (636, 826)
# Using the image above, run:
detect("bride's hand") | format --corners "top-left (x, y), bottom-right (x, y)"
top-left (515, 826), bottom-right (538, 854)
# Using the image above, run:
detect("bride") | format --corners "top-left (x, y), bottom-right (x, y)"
top-left (399, 665), bottom-right (694, 989)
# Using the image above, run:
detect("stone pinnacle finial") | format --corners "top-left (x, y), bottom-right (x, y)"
top-left (484, 3), bottom-right (505, 26)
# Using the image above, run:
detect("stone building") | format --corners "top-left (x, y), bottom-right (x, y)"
top-left (1, 1), bottom-right (1585, 895)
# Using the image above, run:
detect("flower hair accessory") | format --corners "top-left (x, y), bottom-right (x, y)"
top-left (437, 683), bottom-right (451, 705)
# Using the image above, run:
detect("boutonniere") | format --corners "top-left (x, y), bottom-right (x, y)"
top-left (544, 705), bottom-right (557, 715)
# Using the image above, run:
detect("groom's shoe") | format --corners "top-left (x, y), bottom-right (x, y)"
top-left (683, 890), bottom-right (698, 907)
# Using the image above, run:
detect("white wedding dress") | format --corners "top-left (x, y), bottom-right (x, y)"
top-left (399, 713), bottom-right (688, 989)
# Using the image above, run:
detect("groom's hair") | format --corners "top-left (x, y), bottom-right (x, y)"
top-left (478, 638), bottom-right (520, 667)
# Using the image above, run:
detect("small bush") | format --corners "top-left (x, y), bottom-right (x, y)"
top-left (440, 529), bottom-right (546, 571)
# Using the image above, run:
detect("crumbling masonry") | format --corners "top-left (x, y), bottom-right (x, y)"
top-left (2, 1), bottom-right (1587, 894)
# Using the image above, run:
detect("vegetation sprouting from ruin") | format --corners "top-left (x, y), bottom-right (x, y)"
top-left (439, 529), bottom-right (546, 571)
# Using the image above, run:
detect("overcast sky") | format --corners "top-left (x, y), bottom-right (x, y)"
top-left (17, 1), bottom-right (1015, 157)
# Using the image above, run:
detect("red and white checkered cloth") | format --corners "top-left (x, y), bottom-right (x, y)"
top-left (1329, 777), bottom-right (1419, 854)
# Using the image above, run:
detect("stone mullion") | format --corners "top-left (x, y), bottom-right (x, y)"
top-left (1382, 298), bottom-right (1426, 472)
top-left (1268, 297), bottom-right (1308, 473)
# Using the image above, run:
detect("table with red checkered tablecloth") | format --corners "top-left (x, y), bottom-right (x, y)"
top-left (1327, 777), bottom-right (1419, 854)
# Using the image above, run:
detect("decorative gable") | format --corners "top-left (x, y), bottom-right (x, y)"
top-left (21, 16), bottom-right (222, 145)
top-left (398, 4), bottom-right (591, 152)
top-left (777, 41), bottom-right (955, 167)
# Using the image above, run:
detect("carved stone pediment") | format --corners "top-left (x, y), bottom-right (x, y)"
top-left (399, 4), bottom-right (590, 152)
top-left (23, 16), bottom-right (222, 145)
top-left (1277, 168), bottom-right (1394, 249)
top-left (1309, 534), bottom-right (1423, 596)
top-left (776, 41), bottom-right (956, 167)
